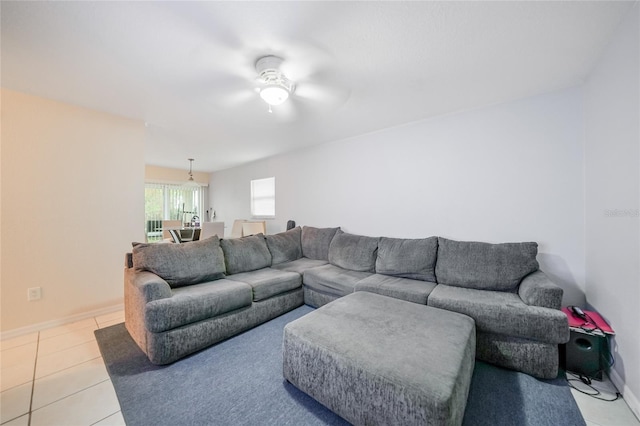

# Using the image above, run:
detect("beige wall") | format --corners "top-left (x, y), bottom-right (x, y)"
top-left (145, 164), bottom-right (209, 185)
top-left (1, 89), bottom-right (145, 332)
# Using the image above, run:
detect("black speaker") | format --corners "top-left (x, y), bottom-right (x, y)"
top-left (564, 331), bottom-right (605, 380)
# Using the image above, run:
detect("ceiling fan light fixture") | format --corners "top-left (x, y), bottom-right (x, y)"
top-left (259, 85), bottom-right (289, 106)
top-left (255, 55), bottom-right (295, 109)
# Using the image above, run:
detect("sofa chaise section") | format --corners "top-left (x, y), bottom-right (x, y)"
top-left (428, 237), bottom-right (569, 378)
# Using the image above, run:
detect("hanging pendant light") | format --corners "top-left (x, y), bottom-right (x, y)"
top-left (184, 158), bottom-right (199, 187)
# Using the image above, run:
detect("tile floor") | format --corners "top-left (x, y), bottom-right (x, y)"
top-left (569, 372), bottom-right (640, 426)
top-left (1, 310), bottom-right (639, 426)
top-left (1, 311), bottom-right (124, 426)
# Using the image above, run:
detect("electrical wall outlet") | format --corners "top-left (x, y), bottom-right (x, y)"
top-left (27, 287), bottom-right (42, 301)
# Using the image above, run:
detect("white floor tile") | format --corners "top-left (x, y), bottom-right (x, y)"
top-left (572, 388), bottom-right (640, 425)
top-left (0, 342), bottom-right (37, 392)
top-left (32, 357), bottom-right (109, 410)
top-left (0, 382), bottom-right (32, 424)
top-left (37, 326), bottom-right (97, 357)
top-left (1, 414), bottom-right (29, 426)
top-left (30, 380), bottom-right (120, 426)
top-left (38, 318), bottom-right (97, 340)
top-left (35, 340), bottom-right (101, 379)
top-left (0, 361), bottom-right (35, 392)
top-left (92, 411), bottom-right (126, 426)
top-left (1, 343), bottom-right (37, 369)
top-left (1, 333), bottom-right (38, 351)
top-left (95, 311), bottom-right (124, 327)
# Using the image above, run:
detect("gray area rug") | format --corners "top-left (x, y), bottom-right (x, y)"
top-left (95, 306), bottom-right (585, 426)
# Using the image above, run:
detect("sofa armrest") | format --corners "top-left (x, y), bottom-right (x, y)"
top-left (124, 268), bottom-right (173, 353)
top-left (518, 270), bottom-right (563, 310)
top-left (125, 269), bottom-right (173, 303)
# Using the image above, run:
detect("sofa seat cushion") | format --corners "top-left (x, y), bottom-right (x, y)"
top-left (301, 226), bottom-right (339, 260)
top-left (270, 258), bottom-right (329, 274)
top-left (428, 284), bottom-right (568, 344)
top-left (266, 227), bottom-right (302, 265)
top-left (376, 237), bottom-right (438, 282)
top-left (226, 268), bottom-right (302, 302)
top-left (132, 236), bottom-right (226, 288)
top-left (328, 230), bottom-right (379, 272)
top-left (145, 279), bottom-right (252, 333)
top-left (220, 234), bottom-right (272, 274)
top-left (303, 264), bottom-right (372, 298)
top-left (435, 237), bottom-right (539, 292)
top-left (355, 274), bottom-right (437, 305)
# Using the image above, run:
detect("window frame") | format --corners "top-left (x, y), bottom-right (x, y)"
top-left (250, 177), bottom-right (276, 219)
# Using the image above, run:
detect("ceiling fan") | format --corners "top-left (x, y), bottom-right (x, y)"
top-left (216, 51), bottom-right (350, 120)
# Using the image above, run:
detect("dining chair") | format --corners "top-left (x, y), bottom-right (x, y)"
top-left (200, 222), bottom-right (225, 240)
top-left (179, 228), bottom-right (196, 242)
top-left (230, 220), bottom-right (246, 238)
top-left (242, 221), bottom-right (266, 236)
top-left (168, 229), bottom-right (182, 243)
top-left (161, 220), bottom-right (182, 240)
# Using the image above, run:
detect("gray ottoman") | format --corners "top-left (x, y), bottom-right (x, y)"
top-left (283, 292), bottom-right (476, 426)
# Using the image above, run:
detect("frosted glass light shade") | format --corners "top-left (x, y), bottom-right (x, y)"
top-left (260, 85), bottom-right (289, 106)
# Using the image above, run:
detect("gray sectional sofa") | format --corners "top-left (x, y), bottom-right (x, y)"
top-left (124, 225), bottom-right (569, 378)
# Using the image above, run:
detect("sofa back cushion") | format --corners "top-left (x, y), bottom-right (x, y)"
top-left (301, 226), bottom-right (340, 260)
top-left (435, 237), bottom-right (539, 291)
top-left (328, 230), bottom-right (379, 272)
top-left (376, 237), bottom-right (438, 282)
top-left (220, 234), bottom-right (272, 274)
top-left (265, 227), bottom-right (302, 265)
top-left (132, 236), bottom-right (226, 288)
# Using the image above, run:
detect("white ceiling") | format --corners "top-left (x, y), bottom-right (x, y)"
top-left (1, 1), bottom-right (634, 172)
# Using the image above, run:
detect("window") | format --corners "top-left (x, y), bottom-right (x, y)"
top-left (251, 177), bottom-right (275, 218)
top-left (145, 183), bottom-right (205, 241)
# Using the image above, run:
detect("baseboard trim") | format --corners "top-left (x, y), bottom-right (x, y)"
top-left (0, 304), bottom-right (124, 341)
top-left (609, 367), bottom-right (640, 421)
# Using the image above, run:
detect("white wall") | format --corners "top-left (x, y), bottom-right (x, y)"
top-left (211, 87), bottom-right (586, 305)
top-left (584, 4), bottom-right (640, 417)
top-left (1, 89), bottom-right (146, 332)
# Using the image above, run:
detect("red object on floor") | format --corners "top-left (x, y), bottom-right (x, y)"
top-left (562, 307), bottom-right (615, 335)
